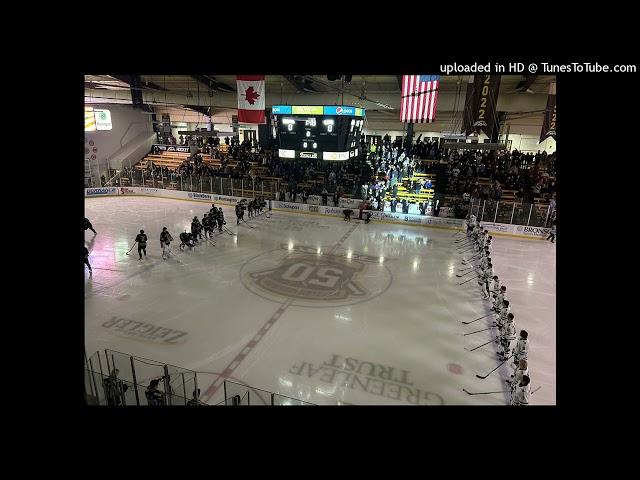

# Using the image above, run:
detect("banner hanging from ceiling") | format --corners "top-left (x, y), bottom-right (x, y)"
top-left (539, 82), bottom-right (556, 143)
top-left (236, 75), bottom-right (266, 124)
top-left (462, 75), bottom-right (501, 139)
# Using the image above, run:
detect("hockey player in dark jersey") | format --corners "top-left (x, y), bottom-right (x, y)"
top-left (202, 214), bottom-right (212, 238)
top-left (216, 208), bottom-right (225, 232)
top-left (343, 209), bottom-right (353, 221)
top-left (247, 200), bottom-right (254, 219)
top-left (84, 217), bottom-right (97, 234)
top-left (235, 202), bottom-right (245, 224)
top-left (180, 231), bottom-right (194, 250)
top-left (135, 230), bottom-right (148, 260)
top-left (84, 245), bottom-right (92, 273)
top-left (160, 227), bottom-right (173, 260)
top-left (191, 216), bottom-right (203, 242)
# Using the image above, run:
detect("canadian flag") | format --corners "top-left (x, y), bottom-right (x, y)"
top-left (236, 75), bottom-right (266, 124)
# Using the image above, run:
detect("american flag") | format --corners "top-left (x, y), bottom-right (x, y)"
top-left (400, 75), bottom-right (440, 123)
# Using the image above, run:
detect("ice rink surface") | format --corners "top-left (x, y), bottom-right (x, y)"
top-left (85, 196), bottom-right (556, 405)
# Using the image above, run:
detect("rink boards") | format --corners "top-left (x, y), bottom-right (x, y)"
top-left (85, 187), bottom-right (551, 240)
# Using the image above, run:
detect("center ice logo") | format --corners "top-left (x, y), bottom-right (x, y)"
top-left (241, 245), bottom-right (392, 307)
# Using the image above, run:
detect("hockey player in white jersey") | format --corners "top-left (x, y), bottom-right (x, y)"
top-left (511, 374), bottom-right (531, 406)
top-left (478, 261), bottom-right (493, 299)
top-left (493, 285), bottom-right (507, 312)
top-left (491, 276), bottom-right (500, 296)
top-left (472, 223), bottom-right (481, 241)
top-left (495, 299), bottom-right (510, 329)
top-left (512, 330), bottom-right (529, 367)
top-left (479, 230), bottom-right (488, 250)
top-left (507, 359), bottom-right (529, 389)
top-left (477, 254), bottom-right (491, 275)
top-left (497, 312), bottom-right (516, 360)
top-left (467, 214), bottom-right (477, 235)
top-left (485, 237), bottom-right (492, 254)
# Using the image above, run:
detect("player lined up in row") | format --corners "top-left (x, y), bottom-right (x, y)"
top-left (460, 214), bottom-right (531, 405)
top-left (84, 199), bottom-right (271, 268)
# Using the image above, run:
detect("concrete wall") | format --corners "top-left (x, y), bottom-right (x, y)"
top-left (85, 104), bottom-right (155, 180)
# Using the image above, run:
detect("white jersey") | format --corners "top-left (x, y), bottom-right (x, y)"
top-left (511, 383), bottom-right (531, 406)
top-left (514, 338), bottom-right (529, 361)
top-left (482, 266), bottom-right (493, 281)
top-left (470, 215), bottom-right (476, 224)
top-left (513, 367), bottom-right (529, 386)
top-left (480, 256), bottom-right (488, 270)
top-left (500, 320), bottom-right (516, 340)
top-left (496, 306), bottom-right (510, 327)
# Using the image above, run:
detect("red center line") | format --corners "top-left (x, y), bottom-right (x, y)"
top-left (200, 223), bottom-right (359, 403)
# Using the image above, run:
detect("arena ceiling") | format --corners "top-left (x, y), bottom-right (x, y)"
top-left (85, 75), bottom-right (556, 132)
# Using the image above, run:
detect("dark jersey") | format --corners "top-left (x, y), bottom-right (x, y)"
top-left (135, 233), bottom-right (148, 246)
top-left (160, 231), bottom-right (172, 244)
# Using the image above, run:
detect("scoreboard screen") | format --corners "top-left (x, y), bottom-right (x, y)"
top-left (272, 105), bottom-right (365, 160)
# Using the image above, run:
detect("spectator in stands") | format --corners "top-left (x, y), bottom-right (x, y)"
top-left (145, 379), bottom-right (165, 406)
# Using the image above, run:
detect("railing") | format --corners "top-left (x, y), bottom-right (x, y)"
top-left (466, 198), bottom-right (554, 227)
top-left (84, 349), bottom-right (315, 406)
top-left (112, 169), bottom-right (281, 200)
top-left (104, 168), bottom-right (555, 228)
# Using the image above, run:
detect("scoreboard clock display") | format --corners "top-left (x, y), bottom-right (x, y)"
top-left (272, 105), bottom-right (365, 160)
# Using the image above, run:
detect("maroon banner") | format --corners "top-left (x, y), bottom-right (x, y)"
top-left (539, 82), bottom-right (556, 143)
top-left (462, 75), bottom-right (502, 139)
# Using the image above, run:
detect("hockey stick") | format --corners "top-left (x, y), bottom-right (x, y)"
top-left (463, 388), bottom-right (510, 396)
top-left (463, 325), bottom-right (497, 336)
top-left (466, 337), bottom-right (497, 352)
top-left (125, 242), bottom-right (137, 255)
top-left (476, 355), bottom-right (513, 379)
top-left (241, 219), bottom-right (255, 228)
top-left (531, 386), bottom-right (542, 395)
top-left (461, 313), bottom-right (492, 325)
top-left (222, 226), bottom-right (236, 236)
top-left (458, 276), bottom-right (478, 285)
top-left (456, 270), bottom-right (475, 278)
top-left (457, 247), bottom-right (476, 254)
top-left (206, 237), bottom-right (216, 247)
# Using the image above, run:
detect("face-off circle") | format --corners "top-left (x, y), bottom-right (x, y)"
top-left (240, 245), bottom-right (392, 307)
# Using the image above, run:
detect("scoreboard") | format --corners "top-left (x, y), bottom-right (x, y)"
top-left (272, 105), bottom-right (365, 161)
